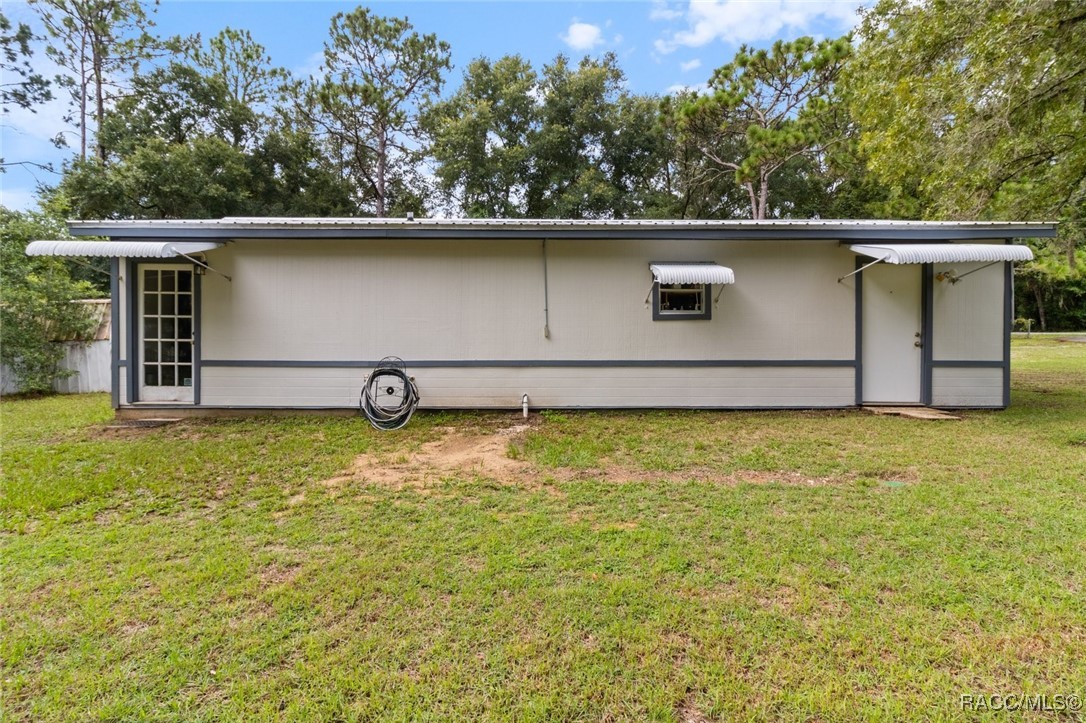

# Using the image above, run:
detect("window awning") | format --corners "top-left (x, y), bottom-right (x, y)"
top-left (25, 240), bottom-right (223, 258)
top-left (650, 263), bottom-right (735, 285)
top-left (849, 243), bottom-right (1034, 264)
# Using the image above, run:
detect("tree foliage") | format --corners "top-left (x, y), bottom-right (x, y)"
top-left (427, 53), bottom-right (676, 219)
top-left (847, 0), bottom-right (1085, 247)
top-left (301, 8), bottom-right (450, 216)
top-left (0, 11), bottom-right (52, 115)
top-left (425, 55), bottom-right (538, 218)
top-left (675, 36), bottom-right (851, 218)
top-left (0, 208), bottom-right (98, 393)
top-left (31, 0), bottom-right (168, 162)
top-left (53, 28), bottom-right (355, 220)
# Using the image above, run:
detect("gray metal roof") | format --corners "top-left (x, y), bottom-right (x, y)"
top-left (67, 217), bottom-right (1058, 242)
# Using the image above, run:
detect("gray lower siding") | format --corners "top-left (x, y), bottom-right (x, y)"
top-left (930, 367), bottom-right (1003, 407)
top-left (196, 365), bottom-right (856, 409)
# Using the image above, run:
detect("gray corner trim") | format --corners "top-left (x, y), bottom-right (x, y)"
top-left (193, 269), bottom-right (202, 406)
top-left (854, 256), bottom-right (864, 405)
top-left (200, 358), bottom-right (858, 369)
top-left (126, 259), bottom-right (139, 405)
top-left (930, 360), bottom-right (1005, 368)
top-left (651, 281), bottom-right (712, 321)
top-left (921, 263), bottom-right (934, 405)
top-left (1004, 261), bottom-right (1012, 407)
top-left (110, 258), bottom-right (120, 409)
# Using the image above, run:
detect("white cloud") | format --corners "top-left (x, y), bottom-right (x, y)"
top-left (680, 58), bottom-right (702, 72)
top-left (649, 0), bottom-right (684, 21)
top-left (293, 50), bottom-right (326, 81)
top-left (655, 0), bottom-right (864, 54)
top-left (665, 82), bottom-right (710, 96)
top-left (561, 21), bottom-right (604, 51)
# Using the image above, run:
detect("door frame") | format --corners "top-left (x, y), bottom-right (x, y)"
top-left (127, 258), bottom-right (202, 405)
top-left (854, 258), bottom-right (934, 406)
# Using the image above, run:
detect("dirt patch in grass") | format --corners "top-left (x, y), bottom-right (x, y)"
top-left (676, 694), bottom-right (713, 723)
top-left (555, 465), bottom-right (850, 486)
top-left (322, 424), bottom-right (536, 489)
top-left (321, 424), bottom-right (862, 490)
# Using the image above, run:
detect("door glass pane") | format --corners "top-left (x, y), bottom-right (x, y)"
top-left (161, 270), bottom-right (176, 292)
top-left (178, 343), bottom-right (192, 363)
top-left (179, 365), bottom-right (193, 386)
top-left (144, 293), bottom-right (158, 315)
top-left (144, 317), bottom-right (158, 339)
top-left (144, 366), bottom-right (159, 386)
top-left (144, 270), bottom-right (158, 291)
top-left (179, 318), bottom-right (192, 340)
top-left (161, 294), bottom-right (176, 315)
top-left (144, 341), bottom-right (158, 363)
top-left (161, 317), bottom-right (175, 339)
top-left (163, 343), bottom-right (176, 362)
top-left (161, 365), bottom-right (176, 386)
top-left (178, 271), bottom-right (192, 292)
top-left (178, 294), bottom-right (192, 316)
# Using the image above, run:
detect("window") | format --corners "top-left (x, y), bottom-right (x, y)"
top-left (652, 282), bottom-right (711, 320)
top-left (647, 262), bottom-right (733, 321)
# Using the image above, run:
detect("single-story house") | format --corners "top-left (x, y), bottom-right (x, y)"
top-left (27, 218), bottom-right (1055, 414)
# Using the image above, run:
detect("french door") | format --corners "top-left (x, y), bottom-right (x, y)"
top-left (138, 265), bottom-right (195, 402)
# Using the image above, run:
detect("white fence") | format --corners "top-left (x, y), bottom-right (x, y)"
top-left (1, 340), bottom-right (112, 395)
top-left (1, 299), bottom-right (112, 395)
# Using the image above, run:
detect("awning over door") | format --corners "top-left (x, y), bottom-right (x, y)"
top-left (650, 263), bottom-right (735, 285)
top-left (26, 240), bottom-right (223, 258)
top-left (849, 243), bottom-right (1034, 264)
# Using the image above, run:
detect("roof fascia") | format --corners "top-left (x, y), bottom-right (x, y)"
top-left (70, 224), bottom-right (1058, 242)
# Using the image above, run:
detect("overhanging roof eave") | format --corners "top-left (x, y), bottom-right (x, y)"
top-left (66, 218), bottom-right (1059, 242)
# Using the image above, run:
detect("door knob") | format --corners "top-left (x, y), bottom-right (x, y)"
top-left (914, 340), bottom-right (923, 347)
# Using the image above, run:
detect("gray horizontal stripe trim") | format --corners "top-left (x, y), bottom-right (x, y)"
top-left (121, 404), bottom-right (857, 411)
top-left (201, 359), bottom-right (859, 369)
top-left (118, 360), bottom-right (127, 367)
top-left (930, 360), bottom-right (1006, 368)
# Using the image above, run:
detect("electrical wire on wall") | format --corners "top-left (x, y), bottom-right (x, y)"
top-left (359, 356), bottom-right (420, 430)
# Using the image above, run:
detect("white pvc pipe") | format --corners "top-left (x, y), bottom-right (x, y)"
top-left (522, 394), bottom-right (529, 419)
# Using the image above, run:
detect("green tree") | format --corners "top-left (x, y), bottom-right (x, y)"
top-left (1, 11), bottom-right (53, 173)
top-left (1, 11), bottom-right (52, 114)
top-left (674, 36), bottom-right (851, 219)
top-left (31, 0), bottom-right (168, 163)
top-left (54, 27), bottom-right (355, 220)
top-left (846, 0), bottom-right (1085, 261)
top-left (0, 208), bottom-right (97, 394)
top-left (301, 8), bottom-right (451, 216)
top-left (425, 55), bottom-right (538, 217)
top-left (527, 53), bottom-right (626, 218)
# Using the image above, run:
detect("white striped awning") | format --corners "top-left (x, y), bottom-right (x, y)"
top-left (650, 263), bottom-right (735, 285)
top-left (26, 240), bottom-right (223, 258)
top-left (849, 243), bottom-right (1034, 264)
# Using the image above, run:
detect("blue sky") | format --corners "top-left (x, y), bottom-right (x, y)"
top-left (2, 0), bottom-right (864, 212)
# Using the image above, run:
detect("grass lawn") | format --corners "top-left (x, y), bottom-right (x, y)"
top-left (2, 337), bottom-right (1084, 721)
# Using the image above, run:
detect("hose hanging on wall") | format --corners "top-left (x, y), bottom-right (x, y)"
top-left (359, 357), bottom-right (420, 431)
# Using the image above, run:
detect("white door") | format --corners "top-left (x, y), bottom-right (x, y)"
top-left (139, 265), bottom-right (195, 403)
top-left (862, 263), bottom-right (922, 404)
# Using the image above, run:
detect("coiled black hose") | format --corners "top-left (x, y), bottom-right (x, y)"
top-left (359, 357), bottom-right (420, 430)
